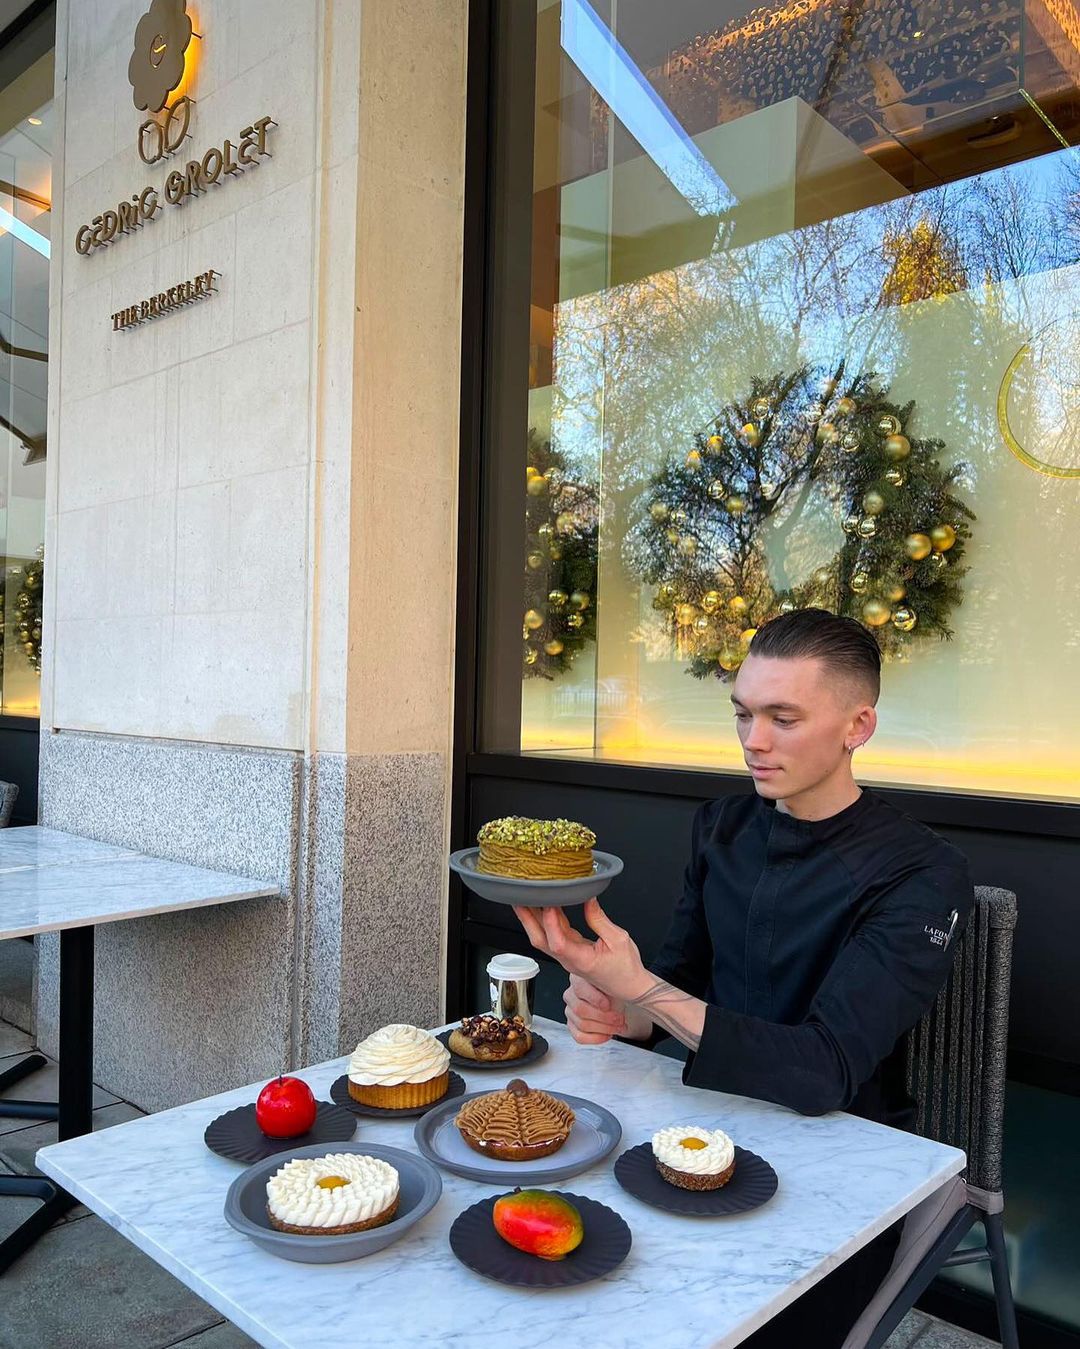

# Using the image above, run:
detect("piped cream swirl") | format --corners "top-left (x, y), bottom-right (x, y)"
top-left (652, 1125), bottom-right (735, 1175)
top-left (348, 1023), bottom-right (450, 1086)
top-left (266, 1153), bottom-right (398, 1229)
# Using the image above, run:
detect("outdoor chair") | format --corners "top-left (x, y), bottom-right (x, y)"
top-left (847, 885), bottom-right (1020, 1349)
top-left (0, 781), bottom-right (17, 828)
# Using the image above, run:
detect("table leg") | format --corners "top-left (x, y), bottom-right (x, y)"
top-left (0, 926), bottom-right (94, 1272)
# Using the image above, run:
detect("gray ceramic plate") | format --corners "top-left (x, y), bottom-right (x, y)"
top-left (223, 1141), bottom-right (442, 1264)
top-left (414, 1088), bottom-right (622, 1185)
top-left (448, 848), bottom-right (623, 908)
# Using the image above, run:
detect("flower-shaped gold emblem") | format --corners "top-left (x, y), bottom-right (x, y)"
top-left (128, 0), bottom-right (193, 113)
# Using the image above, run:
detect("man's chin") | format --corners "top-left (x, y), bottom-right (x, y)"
top-left (749, 771), bottom-right (785, 798)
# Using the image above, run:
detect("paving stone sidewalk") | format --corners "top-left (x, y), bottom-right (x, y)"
top-left (0, 1022), bottom-right (999, 1349)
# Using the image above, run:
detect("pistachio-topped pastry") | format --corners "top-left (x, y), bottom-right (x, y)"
top-left (477, 817), bottom-right (596, 880)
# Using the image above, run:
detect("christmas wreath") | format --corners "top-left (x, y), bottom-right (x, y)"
top-left (523, 430), bottom-right (599, 679)
top-left (626, 366), bottom-right (974, 679)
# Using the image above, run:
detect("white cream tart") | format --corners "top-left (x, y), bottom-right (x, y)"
top-left (266, 1153), bottom-right (399, 1235)
top-left (651, 1125), bottom-right (736, 1191)
top-left (348, 1024), bottom-right (450, 1087)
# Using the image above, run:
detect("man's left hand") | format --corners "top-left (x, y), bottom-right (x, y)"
top-left (512, 899), bottom-right (653, 1004)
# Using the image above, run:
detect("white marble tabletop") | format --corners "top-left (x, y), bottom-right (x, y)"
top-left (0, 826), bottom-right (279, 939)
top-left (37, 1017), bottom-right (965, 1349)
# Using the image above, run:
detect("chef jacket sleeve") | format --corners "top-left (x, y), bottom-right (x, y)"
top-left (679, 861), bottom-right (974, 1115)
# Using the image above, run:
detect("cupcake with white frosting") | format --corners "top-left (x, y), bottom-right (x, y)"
top-left (266, 1152), bottom-right (399, 1235)
top-left (651, 1124), bottom-right (736, 1191)
top-left (347, 1024), bottom-right (451, 1109)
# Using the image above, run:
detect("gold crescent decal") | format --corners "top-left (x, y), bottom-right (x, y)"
top-left (997, 341), bottom-right (1080, 479)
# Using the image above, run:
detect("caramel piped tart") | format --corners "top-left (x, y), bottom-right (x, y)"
top-left (448, 1014), bottom-right (533, 1062)
top-left (455, 1078), bottom-right (575, 1161)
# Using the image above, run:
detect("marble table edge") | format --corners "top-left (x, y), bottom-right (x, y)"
top-left (1, 882), bottom-right (281, 940)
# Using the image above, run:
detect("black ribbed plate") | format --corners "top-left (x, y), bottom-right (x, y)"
top-left (449, 1190), bottom-right (632, 1287)
top-left (435, 1029), bottom-right (550, 1071)
top-left (204, 1102), bottom-right (357, 1164)
top-left (613, 1142), bottom-right (777, 1216)
top-left (329, 1071), bottom-right (466, 1118)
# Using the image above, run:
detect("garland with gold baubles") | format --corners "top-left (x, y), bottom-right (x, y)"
top-left (0, 548), bottom-right (44, 683)
top-left (626, 367), bottom-right (974, 679)
top-left (523, 431), bottom-right (598, 679)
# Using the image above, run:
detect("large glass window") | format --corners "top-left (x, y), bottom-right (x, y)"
top-left (479, 0), bottom-right (1080, 802)
top-left (0, 8), bottom-right (51, 718)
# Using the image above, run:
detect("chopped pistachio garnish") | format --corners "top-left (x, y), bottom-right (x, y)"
top-left (477, 816), bottom-right (597, 854)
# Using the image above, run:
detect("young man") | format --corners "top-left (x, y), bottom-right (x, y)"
top-left (513, 608), bottom-right (973, 1348)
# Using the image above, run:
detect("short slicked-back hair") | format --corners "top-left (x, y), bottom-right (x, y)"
top-left (747, 608), bottom-right (881, 704)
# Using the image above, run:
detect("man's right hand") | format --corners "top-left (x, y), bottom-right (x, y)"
top-left (564, 973), bottom-right (653, 1044)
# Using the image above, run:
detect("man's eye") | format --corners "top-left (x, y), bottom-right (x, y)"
top-left (775, 718), bottom-right (795, 727)
top-left (733, 711), bottom-right (749, 721)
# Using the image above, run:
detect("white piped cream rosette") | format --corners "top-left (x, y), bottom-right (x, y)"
top-left (266, 1153), bottom-right (399, 1232)
top-left (651, 1124), bottom-right (735, 1176)
top-left (348, 1023), bottom-right (450, 1086)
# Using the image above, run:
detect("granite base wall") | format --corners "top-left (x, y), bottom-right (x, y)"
top-left (34, 732), bottom-right (448, 1110)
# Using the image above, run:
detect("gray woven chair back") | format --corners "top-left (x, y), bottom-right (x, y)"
top-left (0, 781), bottom-right (18, 828)
top-left (905, 885), bottom-right (1017, 1193)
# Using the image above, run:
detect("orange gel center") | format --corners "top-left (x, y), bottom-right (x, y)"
top-left (680, 1137), bottom-right (708, 1150)
top-left (316, 1175), bottom-right (350, 1189)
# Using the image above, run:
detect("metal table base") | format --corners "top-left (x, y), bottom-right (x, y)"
top-left (0, 926), bottom-right (94, 1272)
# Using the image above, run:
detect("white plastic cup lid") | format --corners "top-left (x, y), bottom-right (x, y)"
top-left (487, 953), bottom-right (540, 981)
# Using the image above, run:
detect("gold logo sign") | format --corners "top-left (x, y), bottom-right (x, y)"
top-left (128, 0), bottom-right (196, 113)
top-left (111, 269), bottom-right (219, 331)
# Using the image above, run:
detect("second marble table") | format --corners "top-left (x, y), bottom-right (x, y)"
top-left (37, 1016), bottom-right (965, 1348)
top-left (0, 826), bottom-right (279, 1273)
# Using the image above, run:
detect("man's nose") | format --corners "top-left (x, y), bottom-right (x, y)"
top-left (744, 718), bottom-right (771, 752)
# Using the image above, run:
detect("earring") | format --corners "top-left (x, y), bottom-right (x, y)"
top-left (846, 744), bottom-right (856, 755)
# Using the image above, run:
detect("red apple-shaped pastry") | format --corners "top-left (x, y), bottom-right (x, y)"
top-left (255, 1076), bottom-right (317, 1138)
top-left (492, 1188), bottom-right (584, 1261)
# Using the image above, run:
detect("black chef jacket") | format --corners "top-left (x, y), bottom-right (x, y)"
top-left (641, 787), bottom-right (973, 1129)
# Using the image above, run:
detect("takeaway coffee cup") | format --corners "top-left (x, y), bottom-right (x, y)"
top-left (487, 953), bottom-right (540, 1027)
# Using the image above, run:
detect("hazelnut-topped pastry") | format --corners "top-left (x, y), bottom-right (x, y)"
top-left (477, 817), bottom-right (596, 880)
top-left (448, 1014), bottom-right (533, 1062)
top-left (455, 1078), bottom-right (575, 1161)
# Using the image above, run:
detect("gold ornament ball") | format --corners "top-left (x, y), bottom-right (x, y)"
top-left (729, 595), bottom-right (749, 616)
top-left (549, 545), bottom-right (563, 561)
top-left (740, 627), bottom-right (758, 645)
top-left (526, 464), bottom-right (539, 481)
top-left (842, 512), bottom-right (861, 535)
top-left (677, 535), bottom-right (698, 557)
top-left (555, 511), bottom-right (575, 534)
top-left (524, 609), bottom-right (544, 630)
top-left (851, 571), bottom-right (870, 593)
top-left (524, 647), bottom-right (538, 665)
top-left (858, 516), bottom-right (877, 538)
top-left (658, 583), bottom-right (675, 604)
top-left (567, 612), bottom-right (585, 629)
top-left (726, 494), bottom-right (747, 515)
top-left (548, 589), bottom-right (568, 609)
top-left (751, 397), bottom-right (771, 419)
top-left (707, 434), bottom-right (722, 450)
top-left (741, 423), bottom-right (760, 448)
top-left (885, 582), bottom-right (906, 602)
top-left (878, 414), bottom-right (901, 436)
top-left (701, 590), bottom-right (721, 614)
top-left (718, 646), bottom-right (742, 671)
top-left (570, 590), bottom-right (590, 611)
top-left (671, 507), bottom-right (688, 527)
top-left (863, 490), bottom-right (886, 515)
top-left (544, 639), bottom-right (564, 656)
top-left (779, 600), bottom-right (797, 614)
top-left (686, 449), bottom-right (703, 469)
top-left (813, 566), bottom-right (832, 586)
top-left (527, 474), bottom-right (548, 496)
top-left (892, 605), bottom-right (918, 632)
top-left (708, 479), bottom-right (726, 501)
top-left (927, 552), bottom-right (947, 573)
top-left (527, 552), bottom-right (544, 570)
top-left (905, 532), bottom-right (932, 561)
top-left (694, 615), bottom-right (711, 634)
top-left (817, 421), bottom-right (839, 444)
top-left (862, 598), bottom-right (891, 627)
top-left (836, 396), bottom-right (857, 416)
top-left (884, 466), bottom-right (905, 488)
top-left (666, 528), bottom-right (680, 545)
top-left (538, 522), bottom-right (554, 539)
top-left (931, 524), bottom-right (957, 552)
top-left (884, 434), bottom-right (911, 462)
top-left (841, 431), bottom-right (860, 453)
top-left (650, 501), bottom-right (669, 522)
top-left (676, 603), bottom-right (699, 626)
